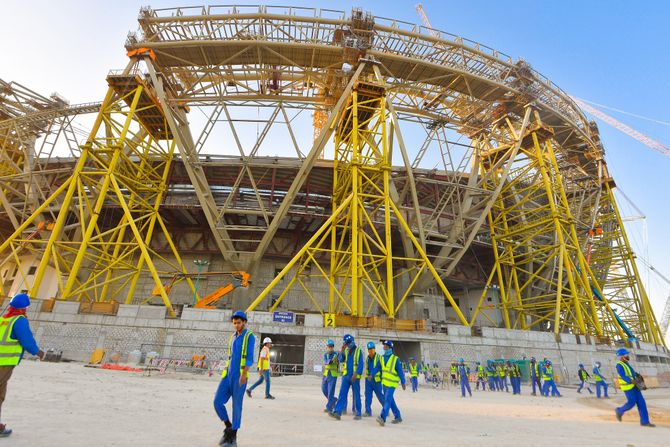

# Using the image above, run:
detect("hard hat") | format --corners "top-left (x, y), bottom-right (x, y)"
top-left (546, 360), bottom-right (552, 365)
top-left (579, 363), bottom-right (584, 367)
top-left (231, 310), bottom-right (247, 321)
top-left (327, 339), bottom-right (335, 346)
top-left (409, 356), bottom-right (415, 360)
top-left (9, 293), bottom-right (30, 309)
top-left (263, 337), bottom-right (272, 345)
top-left (367, 341), bottom-right (376, 349)
top-left (459, 358), bottom-right (464, 362)
top-left (595, 361), bottom-right (601, 367)
top-left (616, 348), bottom-right (629, 357)
top-left (382, 340), bottom-right (393, 348)
top-left (343, 334), bottom-right (354, 344)
top-left (530, 357), bottom-right (536, 361)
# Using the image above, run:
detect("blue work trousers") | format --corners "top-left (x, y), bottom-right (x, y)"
top-left (410, 376), bottom-right (418, 392)
top-left (334, 376), bottom-right (361, 416)
top-left (460, 379), bottom-right (472, 397)
top-left (213, 375), bottom-right (247, 430)
top-left (531, 375), bottom-right (542, 395)
top-left (475, 377), bottom-right (486, 390)
top-left (487, 376), bottom-right (495, 390)
top-left (322, 375), bottom-right (338, 411)
top-left (364, 379), bottom-right (384, 415)
top-left (595, 381), bottom-right (609, 398)
top-left (577, 379), bottom-right (593, 394)
top-left (542, 379), bottom-right (561, 397)
top-left (616, 387), bottom-right (649, 425)
top-left (380, 385), bottom-right (401, 422)
top-left (248, 369), bottom-right (271, 397)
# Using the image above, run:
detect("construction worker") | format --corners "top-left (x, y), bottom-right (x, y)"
top-left (364, 341), bottom-right (384, 416)
top-left (510, 361), bottom-right (522, 395)
top-left (449, 362), bottom-right (458, 385)
top-left (614, 348), bottom-right (654, 427)
top-left (530, 357), bottom-right (542, 396)
top-left (457, 358), bottom-right (472, 397)
top-left (475, 361), bottom-right (486, 391)
top-left (329, 334), bottom-right (363, 420)
top-left (576, 363), bottom-right (593, 395)
top-left (408, 357), bottom-right (420, 392)
top-left (0, 293), bottom-right (45, 438)
top-left (541, 359), bottom-right (561, 397)
top-left (499, 361), bottom-right (509, 392)
top-left (422, 361), bottom-right (430, 383)
top-left (321, 339), bottom-right (339, 413)
top-left (214, 310), bottom-right (255, 447)
top-left (593, 361), bottom-right (609, 399)
top-left (376, 340), bottom-right (406, 426)
top-left (246, 337), bottom-right (274, 399)
top-left (485, 360), bottom-right (496, 391)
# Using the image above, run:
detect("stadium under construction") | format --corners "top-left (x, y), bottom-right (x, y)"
top-left (1, 6), bottom-right (667, 379)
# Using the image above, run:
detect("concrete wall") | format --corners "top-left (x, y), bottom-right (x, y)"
top-left (24, 299), bottom-right (670, 386)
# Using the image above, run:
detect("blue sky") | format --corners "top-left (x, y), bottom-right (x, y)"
top-left (2, 0), bottom-right (669, 335)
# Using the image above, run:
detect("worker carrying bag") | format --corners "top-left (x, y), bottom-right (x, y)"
top-left (634, 373), bottom-right (647, 391)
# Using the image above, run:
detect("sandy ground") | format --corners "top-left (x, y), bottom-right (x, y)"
top-left (3, 361), bottom-right (669, 446)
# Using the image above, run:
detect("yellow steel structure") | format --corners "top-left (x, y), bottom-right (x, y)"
top-left (470, 113), bottom-right (624, 340)
top-left (247, 74), bottom-right (467, 324)
top-left (0, 62), bottom-right (195, 316)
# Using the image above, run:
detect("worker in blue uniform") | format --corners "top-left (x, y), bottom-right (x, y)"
top-left (530, 357), bottom-right (542, 396)
top-left (614, 348), bottom-right (654, 427)
top-left (214, 310), bottom-right (255, 447)
top-left (457, 358), bottom-right (472, 397)
top-left (321, 339), bottom-right (339, 413)
top-left (577, 363), bottom-right (593, 394)
top-left (475, 362), bottom-right (486, 391)
top-left (509, 361), bottom-right (521, 395)
top-left (408, 357), bottom-right (420, 392)
top-left (329, 334), bottom-right (363, 420)
top-left (593, 361), bottom-right (609, 399)
top-left (376, 340), bottom-right (406, 426)
top-left (485, 360), bottom-right (496, 391)
top-left (0, 293), bottom-right (45, 438)
top-left (364, 341), bottom-right (384, 416)
top-left (541, 359), bottom-right (561, 397)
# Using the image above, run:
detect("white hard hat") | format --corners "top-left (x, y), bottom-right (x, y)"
top-left (263, 337), bottom-right (272, 344)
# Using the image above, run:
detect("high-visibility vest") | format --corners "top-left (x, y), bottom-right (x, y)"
top-left (258, 345), bottom-right (270, 371)
top-left (450, 365), bottom-right (457, 375)
top-left (381, 354), bottom-right (400, 388)
top-left (342, 346), bottom-right (362, 377)
top-left (323, 352), bottom-right (339, 377)
top-left (498, 366), bottom-right (505, 377)
top-left (617, 361), bottom-right (635, 391)
top-left (593, 367), bottom-right (603, 382)
top-left (0, 316), bottom-right (24, 366)
top-left (366, 353), bottom-right (382, 382)
top-left (514, 364), bottom-right (521, 378)
top-left (532, 363), bottom-right (540, 377)
top-left (542, 365), bottom-right (553, 381)
top-left (409, 363), bottom-right (418, 378)
top-left (477, 365), bottom-right (485, 378)
top-left (486, 366), bottom-right (494, 377)
top-left (221, 330), bottom-right (254, 379)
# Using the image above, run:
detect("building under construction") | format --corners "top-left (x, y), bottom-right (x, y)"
top-left (1, 6), bottom-right (667, 375)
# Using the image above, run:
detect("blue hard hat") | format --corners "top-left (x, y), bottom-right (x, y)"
top-left (546, 360), bottom-right (552, 365)
top-left (409, 357), bottom-right (415, 360)
top-left (383, 340), bottom-right (393, 348)
top-left (327, 339), bottom-right (335, 346)
top-left (459, 358), bottom-right (464, 362)
top-left (343, 334), bottom-right (354, 344)
top-left (616, 348), bottom-right (629, 357)
top-left (530, 357), bottom-right (536, 361)
top-left (579, 363), bottom-right (584, 367)
top-left (9, 293), bottom-right (30, 309)
top-left (367, 341), bottom-right (376, 349)
top-left (231, 310), bottom-right (247, 321)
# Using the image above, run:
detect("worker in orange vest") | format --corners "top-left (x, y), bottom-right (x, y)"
top-left (246, 337), bottom-right (274, 399)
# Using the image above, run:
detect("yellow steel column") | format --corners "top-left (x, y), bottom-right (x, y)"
top-left (350, 90), bottom-right (360, 316)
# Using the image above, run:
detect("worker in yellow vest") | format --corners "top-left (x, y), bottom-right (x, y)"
top-left (246, 337), bottom-right (274, 399)
top-left (321, 339), bottom-right (339, 413)
top-left (376, 340), bottom-right (406, 426)
top-left (541, 359), bottom-right (561, 397)
top-left (0, 293), bottom-right (45, 438)
top-left (614, 348), bottom-right (654, 427)
top-left (214, 310), bottom-right (255, 447)
top-left (329, 334), bottom-right (363, 420)
top-left (408, 357), bottom-right (420, 392)
top-left (364, 341), bottom-right (384, 416)
top-left (475, 362), bottom-right (486, 391)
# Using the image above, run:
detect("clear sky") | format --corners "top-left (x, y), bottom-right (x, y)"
top-left (2, 0), bottom-right (669, 338)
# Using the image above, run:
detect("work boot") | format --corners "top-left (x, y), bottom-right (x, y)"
top-left (363, 413), bottom-right (372, 417)
top-left (615, 410), bottom-right (622, 422)
top-left (245, 390), bottom-right (252, 398)
top-left (265, 394), bottom-right (275, 399)
top-left (641, 423), bottom-right (656, 427)
top-left (328, 411), bottom-right (341, 420)
top-left (376, 417), bottom-right (385, 427)
top-left (0, 424), bottom-right (12, 438)
top-left (391, 418), bottom-right (403, 424)
top-left (353, 415), bottom-right (362, 420)
top-left (219, 422), bottom-right (233, 446)
top-left (222, 429), bottom-right (238, 447)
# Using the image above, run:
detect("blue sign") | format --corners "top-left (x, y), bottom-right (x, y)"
top-left (273, 311), bottom-right (295, 323)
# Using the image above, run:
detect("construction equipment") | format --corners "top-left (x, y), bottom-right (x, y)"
top-left (155, 272), bottom-right (251, 309)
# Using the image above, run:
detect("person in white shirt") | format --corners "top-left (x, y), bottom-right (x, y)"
top-left (246, 337), bottom-right (275, 399)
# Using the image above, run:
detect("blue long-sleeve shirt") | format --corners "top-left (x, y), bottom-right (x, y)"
top-left (227, 328), bottom-right (255, 379)
top-left (616, 361), bottom-right (636, 384)
top-left (10, 316), bottom-right (40, 361)
top-left (593, 366), bottom-right (605, 381)
top-left (366, 353), bottom-right (381, 380)
top-left (382, 352), bottom-right (406, 386)
top-left (338, 344), bottom-right (364, 378)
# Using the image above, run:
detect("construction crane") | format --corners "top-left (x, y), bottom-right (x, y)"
top-left (646, 264), bottom-right (670, 337)
top-left (415, 4), bottom-right (440, 38)
top-left (153, 271), bottom-right (250, 309)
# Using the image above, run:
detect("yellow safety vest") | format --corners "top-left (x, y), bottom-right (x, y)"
top-left (532, 363), bottom-right (540, 376)
top-left (323, 352), bottom-right (339, 377)
top-left (498, 366), bottom-right (505, 377)
top-left (617, 361), bottom-right (635, 391)
top-left (367, 353), bottom-right (382, 382)
top-left (221, 330), bottom-right (254, 379)
top-left (258, 345), bottom-right (270, 371)
top-left (477, 365), bottom-right (485, 377)
top-left (0, 316), bottom-right (24, 366)
top-left (381, 354), bottom-right (400, 388)
top-left (542, 365), bottom-right (553, 381)
top-left (593, 368), bottom-right (603, 382)
top-left (409, 363), bottom-right (418, 378)
top-left (342, 346), bottom-right (362, 377)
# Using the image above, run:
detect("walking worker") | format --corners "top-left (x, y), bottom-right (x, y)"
top-left (450, 362), bottom-right (458, 385)
top-left (408, 357), bottom-right (420, 392)
top-left (329, 334), bottom-right (363, 420)
top-left (577, 363), bottom-right (593, 395)
top-left (364, 341), bottom-right (384, 416)
top-left (509, 361), bottom-right (521, 395)
top-left (593, 361), bottom-right (609, 399)
top-left (541, 359), bottom-right (561, 397)
top-left (246, 337), bottom-right (274, 399)
top-left (530, 357), bottom-right (542, 396)
top-left (214, 310), bottom-right (255, 447)
top-left (457, 358), bottom-right (472, 397)
top-left (376, 340), bottom-right (406, 426)
top-left (499, 361), bottom-right (509, 392)
top-left (614, 348), bottom-right (654, 427)
top-left (485, 360), bottom-right (496, 391)
top-left (475, 361), bottom-right (486, 391)
top-left (0, 293), bottom-right (45, 438)
top-left (321, 339), bottom-right (339, 413)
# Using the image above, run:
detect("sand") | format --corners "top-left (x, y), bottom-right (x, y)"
top-left (3, 361), bottom-right (669, 446)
